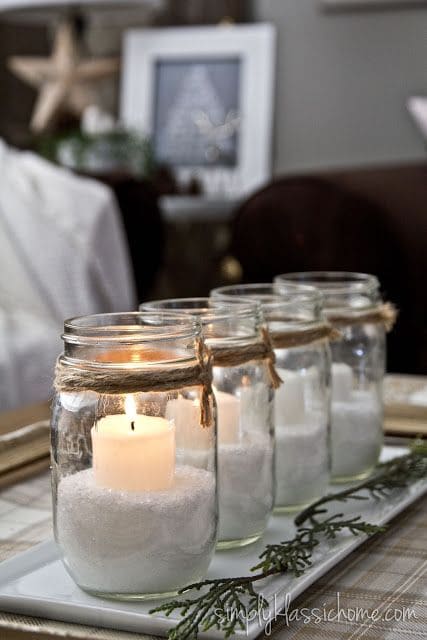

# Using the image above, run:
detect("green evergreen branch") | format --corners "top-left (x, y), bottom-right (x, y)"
top-left (295, 444), bottom-right (427, 528)
top-left (150, 444), bottom-right (427, 640)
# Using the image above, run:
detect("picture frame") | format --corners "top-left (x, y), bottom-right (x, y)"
top-left (120, 24), bottom-right (276, 198)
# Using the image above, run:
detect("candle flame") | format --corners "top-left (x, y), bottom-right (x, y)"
top-left (124, 394), bottom-right (137, 421)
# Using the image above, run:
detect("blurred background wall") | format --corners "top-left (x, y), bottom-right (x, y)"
top-left (1, 1), bottom-right (425, 169)
top-left (251, 0), bottom-right (427, 173)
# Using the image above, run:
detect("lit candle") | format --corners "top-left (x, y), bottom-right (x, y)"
top-left (331, 362), bottom-right (353, 402)
top-left (330, 363), bottom-right (381, 479)
top-left (166, 396), bottom-right (209, 450)
top-left (168, 390), bottom-right (240, 446)
top-left (214, 389), bottom-right (240, 444)
top-left (213, 386), bottom-right (273, 544)
top-left (238, 381), bottom-right (270, 433)
top-left (91, 395), bottom-right (175, 492)
top-left (273, 368), bottom-right (330, 509)
top-left (274, 368), bottom-right (306, 425)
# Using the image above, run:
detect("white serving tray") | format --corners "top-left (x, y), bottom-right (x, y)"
top-left (0, 446), bottom-right (425, 639)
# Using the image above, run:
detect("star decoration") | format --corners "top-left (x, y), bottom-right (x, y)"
top-left (8, 20), bottom-right (120, 133)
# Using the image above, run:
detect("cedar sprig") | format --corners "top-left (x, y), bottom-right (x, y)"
top-left (150, 443), bottom-right (427, 640)
top-left (253, 514), bottom-right (384, 576)
top-left (295, 444), bottom-right (427, 527)
top-left (154, 575), bottom-right (269, 640)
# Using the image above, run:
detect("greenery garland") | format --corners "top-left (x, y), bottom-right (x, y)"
top-left (150, 442), bottom-right (427, 640)
top-left (37, 129), bottom-right (154, 177)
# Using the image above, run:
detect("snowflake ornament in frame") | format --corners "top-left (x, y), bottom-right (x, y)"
top-left (121, 24), bottom-right (276, 198)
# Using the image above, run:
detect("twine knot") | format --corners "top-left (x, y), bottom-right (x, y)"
top-left (261, 326), bottom-right (283, 389)
top-left (195, 337), bottom-right (214, 427)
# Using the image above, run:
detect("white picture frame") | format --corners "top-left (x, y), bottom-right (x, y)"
top-left (120, 24), bottom-right (276, 198)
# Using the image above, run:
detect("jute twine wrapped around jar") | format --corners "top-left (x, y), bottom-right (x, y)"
top-left (265, 302), bottom-right (397, 353)
top-left (265, 321), bottom-right (341, 350)
top-left (325, 302), bottom-right (398, 333)
top-left (209, 327), bottom-right (283, 389)
top-left (54, 338), bottom-right (214, 427)
top-left (209, 322), bottom-right (346, 389)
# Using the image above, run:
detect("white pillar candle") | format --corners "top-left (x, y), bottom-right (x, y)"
top-left (165, 396), bottom-right (209, 450)
top-left (273, 368), bottom-right (329, 509)
top-left (331, 389), bottom-right (382, 479)
top-left (275, 421), bottom-right (329, 509)
top-left (217, 434), bottom-right (274, 544)
top-left (301, 366), bottom-right (322, 409)
top-left (331, 362), bottom-right (353, 402)
top-left (166, 391), bottom-right (241, 446)
top-left (167, 388), bottom-right (272, 545)
top-left (331, 364), bottom-right (382, 479)
top-left (238, 383), bottom-right (270, 433)
top-left (274, 369), bottom-right (306, 425)
top-left (214, 389), bottom-right (240, 444)
top-left (91, 395), bottom-right (175, 492)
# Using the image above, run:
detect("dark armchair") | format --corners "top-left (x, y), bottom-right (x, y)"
top-left (231, 168), bottom-right (426, 374)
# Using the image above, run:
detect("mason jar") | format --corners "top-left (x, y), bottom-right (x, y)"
top-left (276, 272), bottom-right (388, 482)
top-left (142, 298), bottom-right (275, 549)
top-left (51, 312), bottom-right (217, 600)
top-left (211, 284), bottom-right (331, 511)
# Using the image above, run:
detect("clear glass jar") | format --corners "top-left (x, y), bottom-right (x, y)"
top-left (141, 298), bottom-right (275, 549)
top-left (211, 284), bottom-right (331, 512)
top-left (51, 312), bottom-right (217, 600)
top-left (275, 272), bottom-right (385, 482)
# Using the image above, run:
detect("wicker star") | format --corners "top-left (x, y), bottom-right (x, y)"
top-left (8, 20), bottom-right (119, 133)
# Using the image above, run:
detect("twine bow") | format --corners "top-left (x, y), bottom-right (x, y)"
top-left (261, 326), bottom-right (283, 389)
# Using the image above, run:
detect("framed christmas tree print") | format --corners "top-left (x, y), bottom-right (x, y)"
top-left (121, 24), bottom-right (276, 197)
top-left (152, 57), bottom-right (241, 168)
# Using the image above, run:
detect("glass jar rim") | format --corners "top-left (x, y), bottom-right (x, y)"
top-left (210, 283), bottom-right (324, 324)
top-left (141, 297), bottom-right (260, 324)
top-left (211, 282), bottom-right (322, 307)
top-left (275, 272), bottom-right (379, 298)
top-left (211, 282), bottom-right (321, 302)
top-left (63, 311), bottom-right (201, 345)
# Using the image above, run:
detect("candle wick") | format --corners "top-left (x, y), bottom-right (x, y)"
top-left (131, 421), bottom-right (135, 431)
